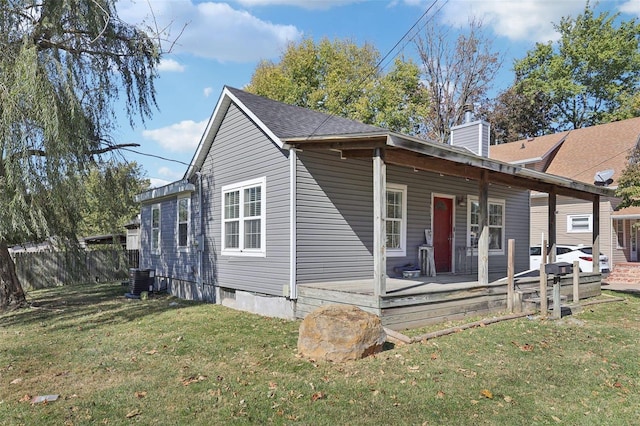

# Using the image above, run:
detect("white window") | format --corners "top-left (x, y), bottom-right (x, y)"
top-left (467, 197), bottom-right (505, 255)
top-left (177, 196), bottom-right (190, 249)
top-left (615, 219), bottom-right (625, 248)
top-left (151, 204), bottom-right (160, 254)
top-left (386, 184), bottom-right (407, 257)
top-left (221, 177), bottom-right (266, 256)
top-left (567, 214), bottom-right (592, 233)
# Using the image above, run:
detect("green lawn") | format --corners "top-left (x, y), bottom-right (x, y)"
top-left (1, 283), bottom-right (639, 425)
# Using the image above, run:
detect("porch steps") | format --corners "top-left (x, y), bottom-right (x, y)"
top-left (516, 287), bottom-right (567, 313)
top-left (602, 263), bottom-right (640, 286)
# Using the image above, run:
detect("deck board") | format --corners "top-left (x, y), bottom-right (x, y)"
top-left (295, 272), bottom-right (602, 330)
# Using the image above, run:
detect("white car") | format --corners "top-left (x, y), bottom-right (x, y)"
top-left (529, 244), bottom-right (610, 273)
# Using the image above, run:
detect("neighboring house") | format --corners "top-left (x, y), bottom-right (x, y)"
top-left (135, 87), bottom-right (612, 324)
top-left (490, 117), bottom-right (640, 271)
top-left (124, 216), bottom-right (141, 251)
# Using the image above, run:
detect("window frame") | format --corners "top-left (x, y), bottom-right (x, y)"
top-left (151, 203), bottom-right (161, 255)
top-left (221, 177), bottom-right (266, 257)
top-left (385, 183), bottom-right (407, 257)
top-left (614, 219), bottom-right (626, 249)
top-left (467, 196), bottom-right (506, 256)
top-left (177, 196), bottom-right (191, 251)
top-left (567, 214), bottom-right (592, 233)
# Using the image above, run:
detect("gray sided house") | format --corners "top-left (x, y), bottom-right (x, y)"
top-left (136, 87), bottom-right (613, 328)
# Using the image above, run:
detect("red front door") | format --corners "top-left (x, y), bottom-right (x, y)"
top-left (433, 196), bottom-right (453, 273)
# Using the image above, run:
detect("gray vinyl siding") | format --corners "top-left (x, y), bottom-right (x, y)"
top-left (295, 150), bottom-right (531, 283)
top-left (450, 121), bottom-right (489, 157)
top-left (139, 191), bottom-right (199, 283)
top-left (199, 102), bottom-right (290, 296)
top-left (296, 151), bottom-right (374, 282)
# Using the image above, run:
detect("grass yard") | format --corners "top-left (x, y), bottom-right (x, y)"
top-left (1, 283), bottom-right (640, 425)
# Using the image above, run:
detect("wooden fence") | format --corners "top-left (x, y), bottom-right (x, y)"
top-left (11, 249), bottom-right (140, 290)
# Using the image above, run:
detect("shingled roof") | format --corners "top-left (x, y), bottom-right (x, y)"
top-left (489, 117), bottom-right (640, 187)
top-left (225, 86), bottom-right (384, 139)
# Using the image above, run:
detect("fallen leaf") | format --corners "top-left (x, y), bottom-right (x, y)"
top-left (430, 353), bottom-right (438, 360)
top-left (436, 390), bottom-right (445, 398)
top-left (504, 395), bottom-right (513, 403)
top-left (145, 349), bottom-right (158, 355)
top-left (551, 415), bottom-right (561, 423)
top-left (521, 344), bottom-right (534, 351)
top-left (135, 391), bottom-right (147, 399)
top-left (268, 382), bottom-right (278, 390)
top-left (311, 392), bottom-right (326, 402)
top-left (614, 382), bottom-right (622, 388)
top-left (126, 409), bottom-right (141, 418)
top-left (10, 378), bottom-right (22, 385)
top-left (480, 389), bottom-right (493, 399)
top-left (182, 375), bottom-right (207, 386)
top-left (19, 394), bottom-right (32, 403)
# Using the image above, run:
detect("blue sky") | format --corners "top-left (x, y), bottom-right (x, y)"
top-left (114, 0), bottom-right (640, 187)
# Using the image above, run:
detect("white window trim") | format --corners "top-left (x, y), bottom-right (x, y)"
top-left (151, 203), bottom-right (161, 255)
top-left (386, 183), bottom-right (407, 257)
top-left (467, 196), bottom-right (506, 256)
top-left (177, 196), bottom-right (191, 251)
top-left (567, 214), bottom-right (592, 233)
top-left (221, 177), bottom-right (266, 257)
top-left (615, 219), bottom-right (626, 249)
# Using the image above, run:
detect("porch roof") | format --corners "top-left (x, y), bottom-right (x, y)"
top-left (284, 132), bottom-right (615, 201)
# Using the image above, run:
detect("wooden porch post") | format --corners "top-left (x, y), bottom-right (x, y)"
top-left (593, 195), bottom-right (600, 273)
top-left (548, 189), bottom-right (557, 264)
top-left (373, 148), bottom-right (387, 296)
top-left (478, 170), bottom-right (489, 286)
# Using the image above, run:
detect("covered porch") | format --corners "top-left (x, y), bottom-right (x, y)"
top-left (286, 128), bottom-right (614, 329)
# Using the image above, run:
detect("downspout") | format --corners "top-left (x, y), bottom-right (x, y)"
top-left (195, 171), bottom-right (204, 294)
top-left (289, 149), bottom-right (298, 299)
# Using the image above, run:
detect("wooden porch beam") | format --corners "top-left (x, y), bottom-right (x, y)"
top-left (287, 139), bottom-right (387, 151)
top-left (478, 170), bottom-right (489, 286)
top-left (593, 195), bottom-right (600, 273)
top-left (386, 149), bottom-right (600, 202)
top-left (373, 148), bottom-right (387, 298)
top-left (339, 149), bottom-right (376, 159)
top-left (548, 189), bottom-right (557, 264)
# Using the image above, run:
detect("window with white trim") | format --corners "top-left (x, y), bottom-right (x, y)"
top-left (567, 214), bottom-right (592, 233)
top-left (615, 219), bottom-right (625, 248)
top-left (177, 196), bottom-right (190, 249)
top-left (385, 184), bottom-right (407, 257)
top-left (467, 197), bottom-right (505, 254)
top-left (151, 204), bottom-right (160, 254)
top-left (222, 177), bottom-right (266, 256)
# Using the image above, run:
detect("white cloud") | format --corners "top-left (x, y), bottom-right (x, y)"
top-left (203, 87), bottom-right (213, 97)
top-left (118, 0), bottom-right (302, 62)
top-left (158, 58), bottom-right (186, 72)
top-left (236, 0), bottom-right (363, 10)
top-left (437, 0), bottom-right (586, 42)
top-left (620, 0), bottom-right (640, 16)
top-left (148, 177), bottom-right (171, 188)
top-left (158, 166), bottom-right (185, 180)
top-left (142, 119), bottom-right (208, 152)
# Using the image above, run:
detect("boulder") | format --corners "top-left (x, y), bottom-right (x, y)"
top-left (298, 304), bottom-right (386, 362)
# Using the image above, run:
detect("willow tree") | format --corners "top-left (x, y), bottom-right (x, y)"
top-left (0, 1), bottom-right (159, 309)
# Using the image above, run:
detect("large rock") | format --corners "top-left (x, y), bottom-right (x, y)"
top-left (298, 304), bottom-right (386, 362)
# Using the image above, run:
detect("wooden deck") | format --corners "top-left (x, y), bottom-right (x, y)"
top-left (296, 272), bottom-right (602, 330)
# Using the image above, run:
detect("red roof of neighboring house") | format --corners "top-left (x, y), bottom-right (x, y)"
top-left (489, 117), bottom-right (640, 187)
